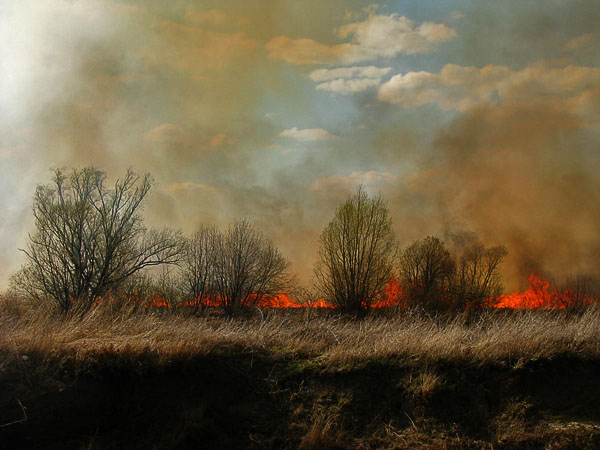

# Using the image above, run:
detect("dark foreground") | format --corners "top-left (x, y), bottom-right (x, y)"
top-left (2, 347), bottom-right (600, 449)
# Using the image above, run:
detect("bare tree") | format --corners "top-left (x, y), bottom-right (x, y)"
top-left (453, 243), bottom-right (508, 309)
top-left (211, 219), bottom-right (292, 315)
top-left (399, 236), bottom-right (455, 311)
top-left (314, 187), bottom-right (397, 316)
top-left (179, 225), bottom-right (219, 313)
top-left (11, 167), bottom-right (181, 313)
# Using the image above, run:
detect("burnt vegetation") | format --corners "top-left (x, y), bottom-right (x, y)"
top-left (2, 166), bottom-right (600, 449)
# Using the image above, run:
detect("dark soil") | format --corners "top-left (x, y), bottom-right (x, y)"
top-left (2, 349), bottom-right (600, 449)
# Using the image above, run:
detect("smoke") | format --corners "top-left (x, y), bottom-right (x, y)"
top-left (390, 102), bottom-right (600, 289)
top-left (2, 1), bottom-right (599, 293)
top-left (0, 0), bottom-right (351, 289)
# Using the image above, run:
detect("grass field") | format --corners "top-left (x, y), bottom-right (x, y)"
top-left (2, 299), bottom-right (600, 449)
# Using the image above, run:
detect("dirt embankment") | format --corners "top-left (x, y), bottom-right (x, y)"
top-left (2, 348), bottom-right (600, 449)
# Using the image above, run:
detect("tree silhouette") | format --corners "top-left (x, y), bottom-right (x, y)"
top-left (399, 236), bottom-right (454, 311)
top-left (211, 219), bottom-right (292, 315)
top-left (314, 187), bottom-right (397, 316)
top-left (12, 167), bottom-right (180, 313)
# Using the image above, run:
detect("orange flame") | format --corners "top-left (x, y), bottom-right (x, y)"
top-left (372, 278), bottom-right (405, 308)
top-left (494, 272), bottom-right (598, 309)
top-left (93, 279), bottom-right (405, 310)
top-left (255, 294), bottom-right (328, 308)
top-left (92, 273), bottom-right (597, 311)
top-left (494, 273), bottom-right (557, 309)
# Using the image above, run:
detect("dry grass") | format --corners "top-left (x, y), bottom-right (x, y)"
top-left (1, 298), bottom-right (600, 366)
top-left (403, 368), bottom-right (443, 398)
top-left (2, 298), bottom-right (600, 449)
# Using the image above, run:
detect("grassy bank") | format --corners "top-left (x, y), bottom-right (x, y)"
top-left (2, 303), bottom-right (600, 449)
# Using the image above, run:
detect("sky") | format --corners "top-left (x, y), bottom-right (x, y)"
top-left (1, 0), bottom-right (600, 291)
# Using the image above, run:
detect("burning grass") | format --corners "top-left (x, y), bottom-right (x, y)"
top-left (83, 271), bottom-right (600, 313)
top-left (2, 299), bottom-right (600, 449)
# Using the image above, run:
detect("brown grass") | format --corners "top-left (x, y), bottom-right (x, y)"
top-left (2, 299), bottom-right (599, 366)
top-left (2, 298), bottom-right (600, 449)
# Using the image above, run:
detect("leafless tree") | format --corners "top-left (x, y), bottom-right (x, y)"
top-left (314, 187), bottom-right (397, 316)
top-left (211, 219), bottom-right (292, 315)
top-left (179, 225), bottom-right (219, 313)
top-left (453, 243), bottom-right (508, 309)
top-left (399, 236), bottom-right (455, 311)
top-left (11, 167), bottom-right (181, 313)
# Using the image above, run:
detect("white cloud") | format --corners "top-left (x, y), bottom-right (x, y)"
top-left (309, 66), bottom-right (391, 94)
top-left (266, 13), bottom-right (455, 65)
top-left (279, 127), bottom-right (340, 141)
top-left (417, 22), bottom-right (457, 43)
top-left (378, 63), bottom-right (600, 119)
top-left (316, 78), bottom-right (382, 94)
top-left (336, 14), bottom-right (456, 60)
top-left (309, 66), bottom-right (391, 82)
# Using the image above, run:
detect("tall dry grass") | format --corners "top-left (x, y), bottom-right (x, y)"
top-left (2, 295), bottom-right (599, 366)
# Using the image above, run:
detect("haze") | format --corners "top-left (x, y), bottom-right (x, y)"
top-left (2, 0), bottom-right (599, 291)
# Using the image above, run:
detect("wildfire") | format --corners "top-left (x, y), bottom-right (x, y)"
top-left (372, 278), bottom-right (405, 308)
top-left (251, 294), bottom-right (328, 308)
top-left (259, 279), bottom-right (405, 309)
top-left (494, 272), bottom-right (598, 309)
top-left (92, 273), bottom-right (597, 311)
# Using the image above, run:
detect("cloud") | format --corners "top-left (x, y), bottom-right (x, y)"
top-left (144, 123), bottom-right (189, 144)
top-left (279, 127), bottom-right (340, 141)
top-left (336, 14), bottom-right (456, 58)
top-left (309, 65), bottom-right (391, 94)
top-left (316, 78), bottom-right (382, 94)
top-left (378, 63), bottom-right (600, 122)
top-left (309, 66), bottom-right (391, 82)
top-left (344, 4), bottom-right (379, 21)
top-left (266, 13), bottom-right (455, 65)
